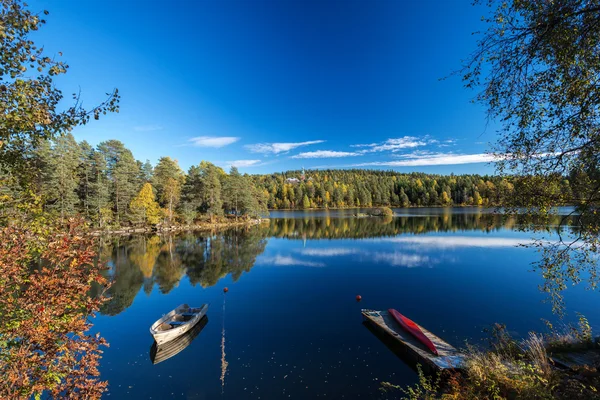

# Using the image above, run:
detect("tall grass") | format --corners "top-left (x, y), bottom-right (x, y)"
top-left (385, 323), bottom-right (600, 400)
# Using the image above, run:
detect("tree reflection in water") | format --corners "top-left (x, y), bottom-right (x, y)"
top-left (99, 226), bottom-right (268, 316)
top-left (98, 212), bottom-right (577, 316)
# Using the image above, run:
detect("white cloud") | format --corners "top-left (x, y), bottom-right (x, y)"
top-left (225, 160), bottom-right (262, 168)
top-left (437, 139), bottom-right (458, 148)
top-left (189, 136), bottom-right (240, 148)
top-left (134, 124), bottom-right (163, 132)
top-left (379, 236), bottom-right (529, 248)
top-left (352, 136), bottom-right (431, 153)
top-left (391, 150), bottom-right (436, 159)
top-left (300, 248), bottom-right (361, 256)
top-left (245, 140), bottom-right (325, 155)
top-left (259, 255), bottom-right (325, 267)
top-left (352, 153), bottom-right (496, 167)
top-left (291, 150), bottom-right (361, 159)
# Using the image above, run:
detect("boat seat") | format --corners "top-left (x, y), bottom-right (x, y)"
top-left (181, 312), bottom-right (196, 317)
top-left (169, 321), bottom-right (186, 327)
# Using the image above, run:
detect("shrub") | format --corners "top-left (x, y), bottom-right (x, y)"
top-left (380, 207), bottom-right (394, 217)
top-left (385, 324), bottom-right (600, 400)
top-left (0, 219), bottom-right (109, 399)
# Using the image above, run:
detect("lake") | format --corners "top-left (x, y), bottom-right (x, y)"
top-left (92, 207), bottom-right (600, 399)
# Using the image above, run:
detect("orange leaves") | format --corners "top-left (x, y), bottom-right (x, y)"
top-left (0, 219), bottom-right (109, 399)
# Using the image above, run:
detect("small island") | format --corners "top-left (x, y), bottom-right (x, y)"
top-left (354, 207), bottom-right (394, 218)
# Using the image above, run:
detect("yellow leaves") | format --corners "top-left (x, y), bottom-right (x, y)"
top-left (130, 183), bottom-right (160, 225)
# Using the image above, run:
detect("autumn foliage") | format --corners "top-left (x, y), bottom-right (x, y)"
top-left (0, 220), bottom-right (109, 399)
top-left (130, 182), bottom-right (161, 226)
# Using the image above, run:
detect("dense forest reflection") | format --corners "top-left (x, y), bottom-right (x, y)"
top-left (267, 212), bottom-right (574, 240)
top-left (99, 227), bottom-right (268, 315)
top-left (98, 212), bottom-right (576, 316)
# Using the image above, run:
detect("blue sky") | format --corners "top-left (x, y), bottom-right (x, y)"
top-left (29, 0), bottom-right (499, 174)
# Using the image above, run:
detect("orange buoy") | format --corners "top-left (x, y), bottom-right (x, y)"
top-left (223, 287), bottom-right (229, 293)
top-left (356, 295), bottom-right (362, 302)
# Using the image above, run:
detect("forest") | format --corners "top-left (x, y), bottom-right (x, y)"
top-left (1, 133), bottom-right (579, 229)
top-left (252, 169), bottom-right (575, 210)
top-left (1, 133), bottom-right (269, 228)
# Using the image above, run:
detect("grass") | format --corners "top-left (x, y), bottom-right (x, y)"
top-left (382, 322), bottom-right (600, 400)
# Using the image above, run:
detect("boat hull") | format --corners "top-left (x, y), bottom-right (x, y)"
top-left (388, 309), bottom-right (438, 355)
top-left (150, 315), bottom-right (209, 364)
top-left (362, 309), bottom-right (464, 372)
top-left (150, 304), bottom-right (209, 345)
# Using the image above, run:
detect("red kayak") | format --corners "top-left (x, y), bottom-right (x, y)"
top-left (388, 309), bottom-right (438, 355)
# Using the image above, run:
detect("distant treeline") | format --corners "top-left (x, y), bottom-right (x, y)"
top-left (252, 169), bottom-right (575, 210)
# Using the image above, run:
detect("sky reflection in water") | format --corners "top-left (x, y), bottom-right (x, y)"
top-left (92, 208), bottom-right (599, 399)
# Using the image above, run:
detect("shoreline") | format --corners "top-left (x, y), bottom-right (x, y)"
top-left (268, 205), bottom-right (483, 211)
top-left (90, 218), bottom-right (268, 236)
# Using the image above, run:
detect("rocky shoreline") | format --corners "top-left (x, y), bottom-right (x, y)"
top-left (90, 218), bottom-right (268, 236)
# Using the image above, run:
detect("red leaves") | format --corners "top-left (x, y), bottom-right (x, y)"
top-left (0, 219), bottom-right (109, 399)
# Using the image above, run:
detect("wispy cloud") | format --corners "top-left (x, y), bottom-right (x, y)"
top-left (291, 150), bottom-right (361, 159)
top-left (189, 136), bottom-right (240, 148)
top-left (134, 124), bottom-right (163, 132)
top-left (225, 159), bottom-right (262, 168)
top-left (437, 139), bottom-right (458, 148)
top-left (391, 150), bottom-right (436, 159)
top-left (259, 255), bottom-right (325, 267)
top-left (352, 136), bottom-right (431, 153)
top-left (352, 152), bottom-right (495, 167)
top-left (246, 140), bottom-right (325, 155)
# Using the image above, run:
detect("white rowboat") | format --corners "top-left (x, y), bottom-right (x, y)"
top-left (150, 315), bottom-right (208, 365)
top-left (150, 303), bottom-right (209, 345)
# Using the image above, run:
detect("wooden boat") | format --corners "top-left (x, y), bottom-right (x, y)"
top-left (150, 303), bottom-right (209, 345)
top-left (388, 308), bottom-right (438, 355)
top-left (362, 309), bottom-right (464, 372)
top-left (150, 315), bottom-right (208, 365)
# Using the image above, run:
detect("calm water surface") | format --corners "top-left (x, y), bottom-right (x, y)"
top-left (93, 208), bottom-right (600, 399)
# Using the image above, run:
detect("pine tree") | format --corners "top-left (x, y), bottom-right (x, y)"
top-left (200, 162), bottom-right (223, 221)
top-left (223, 167), bottom-right (244, 220)
top-left (162, 177), bottom-right (181, 223)
top-left (400, 189), bottom-right (410, 208)
top-left (77, 141), bottom-right (94, 218)
top-left (140, 160), bottom-right (154, 183)
top-left (97, 140), bottom-right (141, 226)
top-left (153, 157), bottom-right (184, 205)
top-left (181, 165), bottom-right (204, 212)
top-left (88, 150), bottom-right (112, 228)
top-left (113, 149), bottom-right (140, 225)
top-left (39, 134), bottom-right (82, 220)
